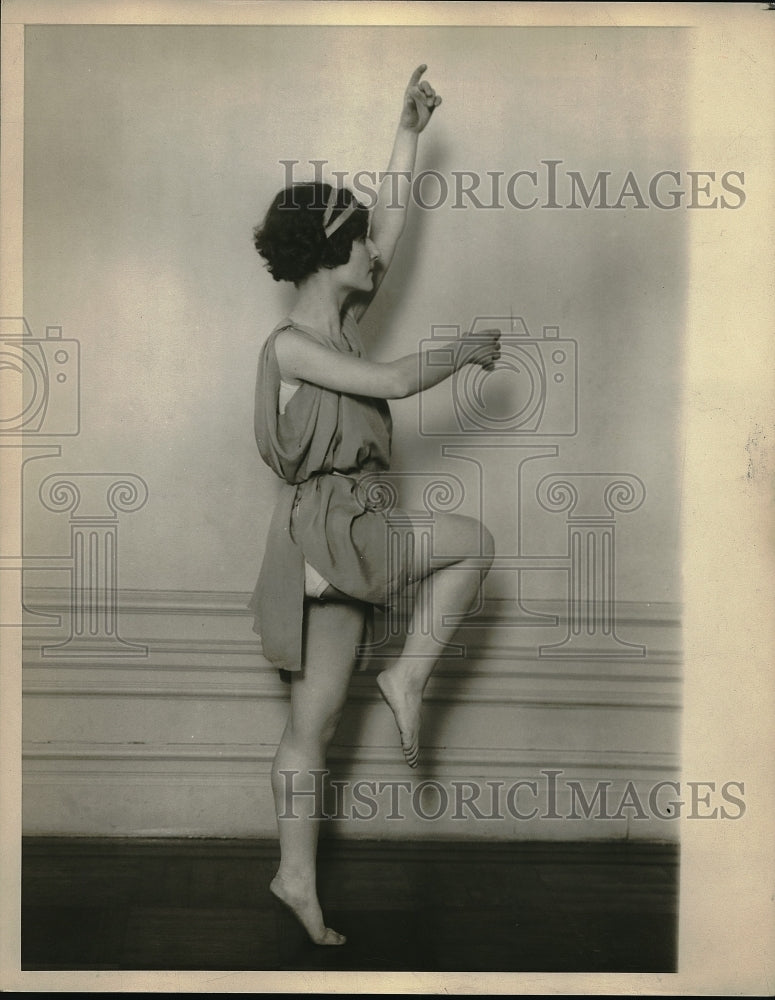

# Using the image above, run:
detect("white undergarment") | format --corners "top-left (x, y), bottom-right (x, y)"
top-left (278, 378), bottom-right (301, 415)
top-left (304, 560), bottom-right (331, 598)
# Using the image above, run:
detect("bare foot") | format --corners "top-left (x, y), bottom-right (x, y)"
top-left (270, 875), bottom-right (346, 946)
top-left (376, 667), bottom-right (423, 768)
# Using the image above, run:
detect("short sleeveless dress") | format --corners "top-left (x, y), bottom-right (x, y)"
top-left (247, 310), bottom-right (413, 678)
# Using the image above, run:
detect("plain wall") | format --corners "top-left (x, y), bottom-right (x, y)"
top-left (21, 25), bottom-right (686, 603)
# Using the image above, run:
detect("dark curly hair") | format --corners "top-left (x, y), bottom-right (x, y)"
top-left (253, 183), bottom-right (370, 285)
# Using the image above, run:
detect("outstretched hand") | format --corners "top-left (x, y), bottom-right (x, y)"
top-left (399, 64), bottom-right (442, 133)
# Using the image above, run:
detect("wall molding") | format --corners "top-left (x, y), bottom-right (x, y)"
top-left (22, 679), bottom-right (681, 711)
top-left (22, 638), bottom-right (682, 669)
top-left (23, 585), bottom-right (683, 624)
top-left (22, 587), bottom-right (682, 669)
top-left (23, 740), bottom-right (678, 773)
top-left (21, 586), bottom-right (681, 839)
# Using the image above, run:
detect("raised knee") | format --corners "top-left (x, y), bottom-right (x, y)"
top-left (461, 516), bottom-right (494, 565)
top-left (437, 513), bottom-right (495, 567)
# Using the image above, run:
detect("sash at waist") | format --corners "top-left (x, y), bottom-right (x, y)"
top-left (292, 469), bottom-right (389, 515)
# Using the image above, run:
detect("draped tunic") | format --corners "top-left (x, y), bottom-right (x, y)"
top-left (248, 310), bottom-right (408, 677)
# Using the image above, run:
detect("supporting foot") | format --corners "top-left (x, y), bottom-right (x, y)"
top-left (376, 667), bottom-right (424, 768)
top-left (270, 875), bottom-right (346, 946)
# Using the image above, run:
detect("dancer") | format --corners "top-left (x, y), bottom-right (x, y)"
top-left (249, 66), bottom-right (499, 945)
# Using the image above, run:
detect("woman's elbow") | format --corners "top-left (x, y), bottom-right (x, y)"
top-left (384, 364), bottom-right (412, 399)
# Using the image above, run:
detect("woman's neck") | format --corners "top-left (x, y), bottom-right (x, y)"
top-left (290, 273), bottom-right (348, 337)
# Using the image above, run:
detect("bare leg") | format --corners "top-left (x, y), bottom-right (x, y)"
top-left (270, 599), bottom-right (365, 945)
top-left (377, 514), bottom-right (494, 767)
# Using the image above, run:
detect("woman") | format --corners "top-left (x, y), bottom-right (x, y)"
top-left (250, 66), bottom-right (500, 946)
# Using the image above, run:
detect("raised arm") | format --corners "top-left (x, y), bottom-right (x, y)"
top-left (350, 65), bottom-right (442, 321)
top-left (275, 327), bottom-right (500, 401)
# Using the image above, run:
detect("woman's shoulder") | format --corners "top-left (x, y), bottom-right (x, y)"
top-left (265, 311), bottom-right (361, 357)
top-left (259, 320), bottom-right (315, 379)
top-left (267, 317), bottom-right (321, 349)
top-left (271, 316), bottom-right (301, 337)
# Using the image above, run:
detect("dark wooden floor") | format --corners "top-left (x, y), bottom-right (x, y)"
top-left (22, 837), bottom-right (678, 973)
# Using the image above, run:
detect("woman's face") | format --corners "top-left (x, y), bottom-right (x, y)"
top-left (335, 235), bottom-right (379, 293)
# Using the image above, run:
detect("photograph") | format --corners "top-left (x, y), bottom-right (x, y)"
top-left (1, 1), bottom-right (772, 994)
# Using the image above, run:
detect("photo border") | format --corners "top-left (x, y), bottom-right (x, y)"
top-left (1, 1), bottom-right (773, 994)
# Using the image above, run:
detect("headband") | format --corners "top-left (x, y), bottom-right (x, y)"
top-left (322, 187), bottom-right (358, 239)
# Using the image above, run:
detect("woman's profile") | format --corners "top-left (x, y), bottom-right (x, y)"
top-left (249, 65), bottom-right (500, 946)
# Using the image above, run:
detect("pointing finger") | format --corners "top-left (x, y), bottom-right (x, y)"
top-left (408, 63), bottom-right (427, 87)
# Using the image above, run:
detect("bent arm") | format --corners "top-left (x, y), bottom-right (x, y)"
top-left (275, 328), bottom-right (499, 400)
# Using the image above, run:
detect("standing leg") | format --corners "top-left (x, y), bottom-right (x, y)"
top-left (377, 512), bottom-right (494, 767)
top-left (270, 598), bottom-right (365, 945)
